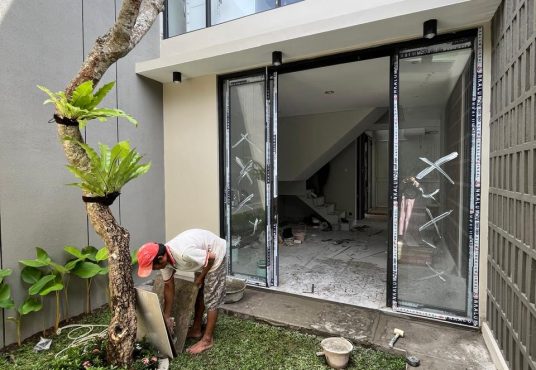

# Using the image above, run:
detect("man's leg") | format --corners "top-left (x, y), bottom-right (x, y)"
top-left (187, 285), bottom-right (204, 339)
top-left (187, 257), bottom-right (226, 354)
top-left (187, 309), bottom-right (217, 354)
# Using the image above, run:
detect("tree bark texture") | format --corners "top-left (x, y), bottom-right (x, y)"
top-left (86, 203), bottom-right (135, 364)
top-left (55, 0), bottom-right (164, 367)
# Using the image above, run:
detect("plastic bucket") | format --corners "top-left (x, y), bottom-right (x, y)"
top-left (317, 337), bottom-right (353, 369)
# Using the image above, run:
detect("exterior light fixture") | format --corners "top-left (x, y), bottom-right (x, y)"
top-left (423, 19), bottom-right (437, 39)
top-left (324, 90), bottom-right (335, 95)
top-left (272, 51), bottom-right (283, 66)
top-left (172, 71), bottom-right (182, 83)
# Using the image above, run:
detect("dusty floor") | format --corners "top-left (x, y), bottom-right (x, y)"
top-left (273, 219), bottom-right (388, 309)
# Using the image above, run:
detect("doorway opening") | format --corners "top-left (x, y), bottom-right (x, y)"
top-left (274, 57), bottom-right (391, 309)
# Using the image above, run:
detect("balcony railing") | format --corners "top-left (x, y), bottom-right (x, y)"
top-left (164, 0), bottom-right (303, 39)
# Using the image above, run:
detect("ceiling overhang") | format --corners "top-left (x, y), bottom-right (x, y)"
top-left (136, 0), bottom-right (499, 83)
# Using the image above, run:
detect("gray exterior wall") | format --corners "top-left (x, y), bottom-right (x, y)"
top-left (0, 1), bottom-right (164, 346)
top-left (489, 0), bottom-right (536, 368)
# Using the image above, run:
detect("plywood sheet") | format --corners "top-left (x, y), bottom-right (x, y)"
top-left (153, 276), bottom-right (199, 354)
top-left (135, 288), bottom-right (175, 358)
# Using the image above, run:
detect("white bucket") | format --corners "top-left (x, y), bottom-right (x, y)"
top-left (317, 337), bottom-right (353, 369)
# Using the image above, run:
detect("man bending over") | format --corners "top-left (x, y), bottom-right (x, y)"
top-left (137, 229), bottom-right (227, 354)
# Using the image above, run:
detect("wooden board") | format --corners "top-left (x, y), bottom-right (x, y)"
top-left (135, 288), bottom-right (175, 359)
top-left (153, 276), bottom-right (199, 354)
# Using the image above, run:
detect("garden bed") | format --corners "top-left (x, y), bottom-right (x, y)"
top-left (0, 308), bottom-right (405, 370)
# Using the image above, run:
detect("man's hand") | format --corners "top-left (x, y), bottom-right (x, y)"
top-left (164, 316), bottom-right (175, 333)
top-left (194, 275), bottom-right (204, 287)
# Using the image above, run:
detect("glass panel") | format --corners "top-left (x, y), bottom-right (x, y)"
top-left (227, 78), bottom-right (267, 281)
top-left (167, 0), bottom-right (206, 37)
top-left (396, 48), bottom-right (474, 318)
top-left (211, 0), bottom-right (276, 26)
top-left (281, 0), bottom-right (301, 5)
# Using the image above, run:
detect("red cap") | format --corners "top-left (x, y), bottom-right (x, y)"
top-left (137, 242), bottom-right (159, 277)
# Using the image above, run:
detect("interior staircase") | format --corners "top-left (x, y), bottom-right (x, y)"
top-left (296, 194), bottom-right (340, 226)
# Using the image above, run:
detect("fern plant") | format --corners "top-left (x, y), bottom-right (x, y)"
top-left (65, 140), bottom-right (151, 198)
top-left (37, 80), bottom-right (137, 129)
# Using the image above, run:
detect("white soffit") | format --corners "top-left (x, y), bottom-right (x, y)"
top-left (278, 57), bottom-right (390, 117)
top-left (136, 0), bottom-right (500, 83)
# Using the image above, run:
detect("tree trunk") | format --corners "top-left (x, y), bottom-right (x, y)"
top-left (86, 203), bottom-right (136, 365)
top-left (54, 0), bottom-right (164, 367)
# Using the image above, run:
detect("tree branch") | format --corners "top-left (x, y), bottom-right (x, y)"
top-left (60, 0), bottom-right (164, 171)
top-left (130, 0), bottom-right (165, 49)
top-left (65, 0), bottom-right (163, 97)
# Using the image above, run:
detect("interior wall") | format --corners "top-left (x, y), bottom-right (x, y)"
top-left (442, 60), bottom-right (473, 277)
top-left (278, 108), bottom-right (378, 181)
top-left (323, 140), bottom-right (356, 217)
top-left (0, 0), bottom-right (163, 346)
top-left (163, 75), bottom-right (220, 240)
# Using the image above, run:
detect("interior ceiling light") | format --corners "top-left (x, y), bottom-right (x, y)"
top-left (172, 71), bottom-right (182, 84)
top-left (272, 51), bottom-right (283, 66)
top-left (324, 90), bottom-right (335, 95)
top-left (423, 19), bottom-right (437, 39)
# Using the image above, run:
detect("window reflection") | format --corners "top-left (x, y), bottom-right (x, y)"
top-left (211, 0), bottom-right (276, 26)
top-left (227, 79), bottom-right (267, 280)
top-left (397, 49), bottom-right (474, 318)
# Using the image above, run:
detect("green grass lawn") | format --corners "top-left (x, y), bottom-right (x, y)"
top-left (0, 309), bottom-right (405, 370)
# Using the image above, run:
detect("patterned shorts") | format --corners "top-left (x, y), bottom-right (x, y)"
top-left (195, 257), bottom-right (227, 311)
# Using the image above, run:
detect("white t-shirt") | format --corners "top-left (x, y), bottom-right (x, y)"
top-left (161, 229), bottom-right (227, 281)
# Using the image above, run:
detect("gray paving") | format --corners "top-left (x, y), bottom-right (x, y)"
top-left (221, 288), bottom-right (495, 370)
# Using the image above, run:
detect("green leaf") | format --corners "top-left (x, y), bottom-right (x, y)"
top-left (72, 261), bottom-right (102, 278)
top-left (131, 249), bottom-right (138, 265)
top-left (19, 259), bottom-right (48, 268)
top-left (95, 247), bottom-right (109, 262)
top-left (39, 281), bottom-right (64, 296)
top-left (64, 246), bottom-right (86, 259)
top-left (0, 268), bottom-right (12, 279)
top-left (82, 246), bottom-right (98, 261)
top-left (64, 259), bottom-right (80, 271)
top-left (29, 275), bottom-right (56, 295)
top-left (21, 266), bottom-right (42, 284)
top-left (0, 284), bottom-right (13, 309)
top-left (0, 283), bottom-right (11, 301)
top-left (0, 298), bottom-right (14, 310)
top-left (0, 268), bottom-right (12, 284)
top-left (50, 262), bottom-right (68, 274)
top-left (90, 81), bottom-right (115, 109)
top-left (19, 297), bottom-right (43, 315)
top-left (70, 80), bottom-right (94, 109)
top-left (98, 267), bottom-right (108, 275)
top-left (35, 247), bottom-right (51, 263)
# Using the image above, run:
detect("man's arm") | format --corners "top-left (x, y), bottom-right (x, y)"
top-left (194, 251), bottom-right (216, 286)
top-left (163, 277), bottom-right (175, 330)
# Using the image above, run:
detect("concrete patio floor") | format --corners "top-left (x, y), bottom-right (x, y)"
top-left (221, 287), bottom-right (495, 370)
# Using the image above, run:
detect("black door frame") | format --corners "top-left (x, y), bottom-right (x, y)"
top-left (217, 27), bottom-right (482, 325)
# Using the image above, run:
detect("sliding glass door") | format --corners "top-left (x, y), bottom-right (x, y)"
top-left (391, 31), bottom-right (482, 325)
top-left (223, 71), bottom-right (278, 286)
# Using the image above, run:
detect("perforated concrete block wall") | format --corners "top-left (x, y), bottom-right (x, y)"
top-left (489, 1), bottom-right (536, 368)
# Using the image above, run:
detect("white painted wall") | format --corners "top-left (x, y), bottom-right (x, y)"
top-left (278, 108), bottom-right (383, 181)
top-left (163, 76), bottom-right (220, 239)
top-left (323, 141), bottom-right (356, 216)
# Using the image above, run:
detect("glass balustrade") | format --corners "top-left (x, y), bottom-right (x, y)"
top-left (165, 0), bottom-right (303, 38)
